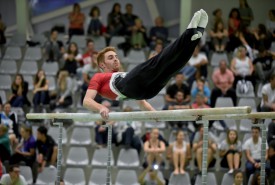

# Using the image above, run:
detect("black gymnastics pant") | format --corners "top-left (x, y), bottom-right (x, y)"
top-left (115, 28), bottom-right (202, 100)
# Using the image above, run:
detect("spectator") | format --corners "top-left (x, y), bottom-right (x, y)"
top-left (260, 73), bottom-right (275, 112)
top-left (87, 6), bottom-right (106, 36)
top-left (131, 18), bottom-right (147, 50)
top-left (138, 166), bottom-right (165, 185)
top-left (9, 125), bottom-right (36, 167)
top-left (107, 3), bottom-right (124, 37)
top-left (143, 128), bottom-right (166, 168)
top-left (191, 78), bottom-right (211, 105)
top-left (188, 45), bottom-right (208, 80)
top-left (211, 60), bottom-right (236, 107)
top-left (115, 106), bottom-right (142, 154)
top-left (238, 0), bottom-right (254, 27)
top-left (44, 28), bottom-right (65, 62)
top-left (33, 70), bottom-right (50, 108)
top-left (268, 120), bottom-right (275, 144)
top-left (209, 19), bottom-right (228, 52)
top-left (230, 45), bottom-right (254, 88)
top-left (0, 125), bottom-right (11, 162)
top-left (82, 39), bottom-right (96, 66)
top-left (269, 140), bottom-right (275, 185)
top-left (219, 130), bottom-right (242, 173)
top-left (252, 24), bottom-right (272, 50)
top-left (9, 74), bottom-right (30, 107)
top-left (253, 47), bottom-right (275, 83)
top-left (148, 40), bottom-right (163, 59)
top-left (149, 16), bottom-right (169, 48)
top-left (228, 8), bottom-right (241, 37)
top-left (0, 13), bottom-right (6, 45)
top-left (50, 71), bottom-right (74, 110)
top-left (68, 3), bottom-right (85, 38)
top-left (36, 126), bottom-right (57, 173)
top-left (165, 73), bottom-right (190, 104)
top-left (0, 165), bottom-right (27, 185)
top-left (243, 126), bottom-right (269, 183)
top-left (251, 171), bottom-right (269, 185)
top-left (166, 130), bottom-right (191, 174)
top-left (63, 42), bottom-right (82, 76)
top-left (122, 3), bottom-right (139, 36)
top-left (192, 92), bottom-right (211, 109)
top-left (233, 170), bottom-right (244, 185)
top-left (193, 125), bottom-right (217, 173)
top-left (266, 9), bottom-right (275, 41)
top-left (209, 8), bottom-right (225, 31)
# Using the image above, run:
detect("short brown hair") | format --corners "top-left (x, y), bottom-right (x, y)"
top-left (97, 47), bottom-right (116, 66)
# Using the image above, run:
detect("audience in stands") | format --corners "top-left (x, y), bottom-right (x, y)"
top-left (166, 130), bottom-right (191, 174)
top-left (233, 170), bottom-right (244, 185)
top-left (68, 3), bottom-right (85, 38)
top-left (193, 125), bottom-right (217, 173)
top-left (268, 120), bottom-right (275, 144)
top-left (211, 60), bottom-right (237, 107)
top-left (63, 42), bottom-right (82, 77)
top-left (107, 3), bottom-right (124, 37)
top-left (0, 165), bottom-right (27, 185)
top-left (9, 124), bottom-right (36, 167)
top-left (0, 125), bottom-right (11, 162)
top-left (238, 0), bottom-right (254, 27)
top-left (210, 19), bottom-right (228, 53)
top-left (36, 126), bottom-right (57, 173)
top-left (243, 126), bottom-right (269, 183)
top-left (131, 18), bottom-right (147, 50)
top-left (50, 71), bottom-right (74, 110)
top-left (44, 28), bottom-right (65, 62)
top-left (143, 128), bottom-right (166, 168)
top-left (138, 166), bottom-right (165, 185)
top-left (165, 73), bottom-right (190, 104)
top-left (191, 78), bottom-right (211, 105)
top-left (148, 40), bottom-right (163, 59)
top-left (266, 9), bottom-right (275, 40)
top-left (149, 16), bottom-right (169, 49)
top-left (87, 6), bottom-right (106, 36)
top-left (9, 74), bottom-right (30, 108)
top-left (228, 8), bottom-right (241, 37)
top-left (192, 92), bottom-right (211, 109)
top-left (259, 73), bottom-right (275, 112)
top-left (219, 130), bottom-right (242, 174)
top-left (122, 3), bottom-right (139, 37)
top-left (33, 70), bottom-right (50, 108)
top-left (0, 13), bottom-right (6, 45)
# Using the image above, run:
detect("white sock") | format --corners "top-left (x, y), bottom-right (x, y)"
top-left (187, 11), bottom-right (201, 29)
top-left (198, 9), bottom-right (208, 29)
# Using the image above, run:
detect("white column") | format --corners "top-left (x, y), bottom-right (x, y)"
top-left (179, 0), bottom-right (192, 33)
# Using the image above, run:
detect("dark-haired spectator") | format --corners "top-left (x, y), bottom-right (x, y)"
top-left (266, 9), bottom-right (275, 41)
top-left (0, 125), bottom-right (11, 162)
top-left (209, 8), bottom-right (225, 31)
top-left (44, 28), bottom-right (65, 62)
top-left (87, 6), bottom-right (106, 36)
top-left (228, 8), bottom-right (241, 37)
top-left (243, 126), bottom-right (269, 183)
top-left (9, 125), bottom-right (36, 167)
top-left (238, 0), bottom-right (254, 27)
top-left (107, 3), bottom-right (124, 37)
top-left (191, 78), bottom-right (211, 105)
top-left (63, 42), bottom-right (82, 76)
top-left (36, 126), bottom-right (57, 173)
top-left (260, 74), bottom-right (275, 112)
top-left (233, 170), bottom-right (244, 185)
top-left (68, 3), bottom-right (85, 38)
top-left (209, 19), bottom-right (228, 52)
top-left (253, 47), bottom-right (275, 83)
top-left (122, 3), bottom-right (139, 36)
top-left (165, 73), bottom-right (190, 104)
top-left (50, 71), bottom-right (74, 110)
top-left (251, 171), bottom-right (269, 185)
top-left (252, 24), bottom-right (272, 50)
top-left (211, 60), bottom-right (237, 107)
top-left (131, 18), bottom-right (147, 50)
top-left (82, 39), bottom-right (96, 66)
top-left (9, 74), bottom-right (30, 107)
top-left (33, 70), bottom-right (50, 108)
top-left (0, 165), bottom-right (27, 185)
top-left (148, 40), bottom-right (163, 59)
top-left (0, 13), bottom-right (6, 45)
top-left (219, 130), bottom-right (242, 174)
top-left (149, 16), bottom-right (168, 49)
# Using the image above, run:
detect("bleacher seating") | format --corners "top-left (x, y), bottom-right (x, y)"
top-left (64, 168), bottom-right (86, 185)
top-left (0, 60), bottom-right (17, 74)
top-left (115, 170), bottom-right (139, 185)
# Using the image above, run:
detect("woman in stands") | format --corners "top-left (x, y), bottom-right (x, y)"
top-left (63, 42), bottom-right (82, 77)
top-left (233, 170), bottom-right (244, 185)
top-left (210, 19), bottom-right (228, 52)
top-left (68, 3), bottom-right (85, 38)
top-left (9, 74), bottom-right (30, 107)
top-left (33, 70), bottom-right (50, 108)
top-left (219, 129), bottom-right (242, 174)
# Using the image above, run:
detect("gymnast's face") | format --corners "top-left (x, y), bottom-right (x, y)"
top-left (102, 51), bottom-right (121, 72)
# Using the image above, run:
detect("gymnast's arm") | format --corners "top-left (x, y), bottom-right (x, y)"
top-left (137, 100), bottom-right (156, 111)
top-left (83, 89), bottom-right (110, 119)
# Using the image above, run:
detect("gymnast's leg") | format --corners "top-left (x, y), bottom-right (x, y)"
top-left (115, 9), bottom-right (208, 99)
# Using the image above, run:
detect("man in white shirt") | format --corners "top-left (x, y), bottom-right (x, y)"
top-left (260, 73), bottom-right (275, 112)
top-left (0, 165), bottom-right (27, 185)
top-left (243, 126), bottom-right (269, 183)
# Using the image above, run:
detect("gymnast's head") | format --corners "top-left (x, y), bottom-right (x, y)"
top-left (97, 47), bottom-right (121, 73)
